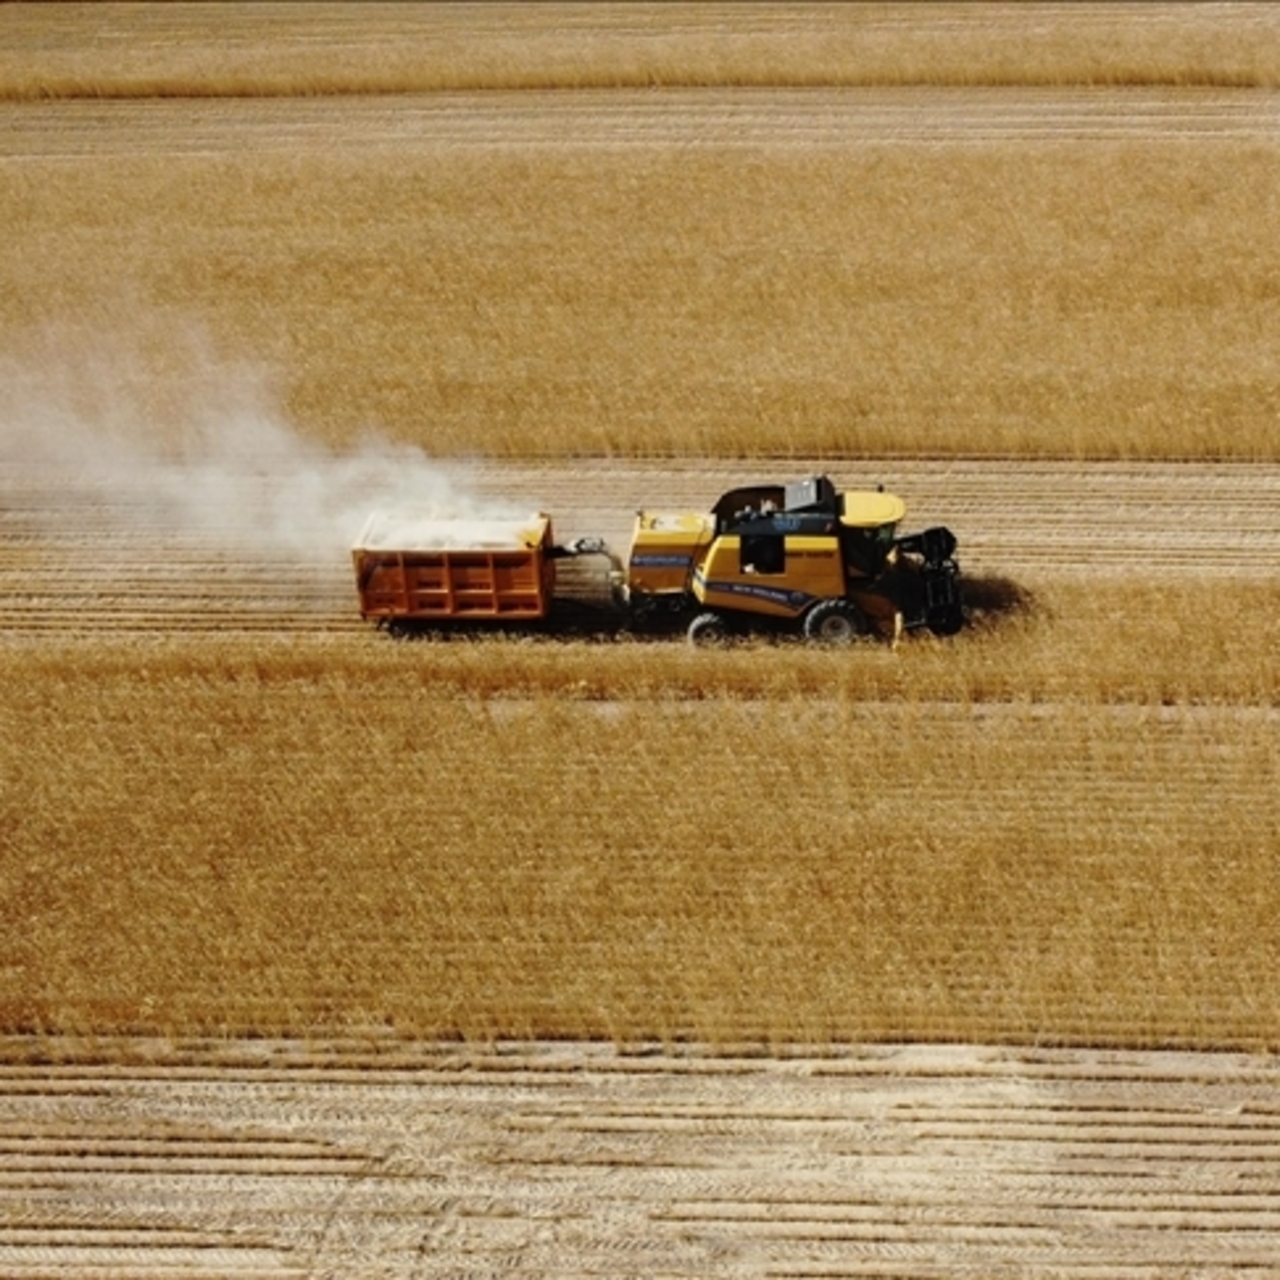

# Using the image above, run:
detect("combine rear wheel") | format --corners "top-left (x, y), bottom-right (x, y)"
top-left (687, 611), bottom-right (730, 645)
top-left (804, 599), bottom-right (868, 644)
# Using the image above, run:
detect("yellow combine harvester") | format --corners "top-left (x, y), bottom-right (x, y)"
top-left (626, 475), bottom-right (963, 642)
top-left (354, 475), bottom-right (962, 642)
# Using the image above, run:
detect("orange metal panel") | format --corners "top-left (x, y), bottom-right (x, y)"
top-left (352, 519), bottom-right (555, 623)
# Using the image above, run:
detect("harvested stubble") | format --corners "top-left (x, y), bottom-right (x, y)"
top-left (2, 581), bottom-right (1276, 1049)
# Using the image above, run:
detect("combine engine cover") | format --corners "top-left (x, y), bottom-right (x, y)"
top-left (626, 510), bottom-right (714, 601)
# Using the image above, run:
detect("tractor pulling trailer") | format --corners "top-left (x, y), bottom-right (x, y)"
top-left (352, 475), bottom-right (963, 642)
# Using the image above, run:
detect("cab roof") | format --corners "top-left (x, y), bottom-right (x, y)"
top-left (840, 490), bottom-right (907, 528)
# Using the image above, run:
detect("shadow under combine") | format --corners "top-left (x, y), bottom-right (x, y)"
top-left (377, 573), bottom-right (1037, 645)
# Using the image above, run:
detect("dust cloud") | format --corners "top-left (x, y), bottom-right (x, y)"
top-left (0, 328), bottom-right (514, 559)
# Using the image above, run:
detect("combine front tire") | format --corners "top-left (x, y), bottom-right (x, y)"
top-left (687, 611), bottom-right (729, 645)
top-left (928, 602), bottom-right (965, 637)
top-left (804, 599), bottom-right (868, 644)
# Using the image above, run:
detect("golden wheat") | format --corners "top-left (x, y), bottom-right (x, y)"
top-left (1, 579), bottom-right (1276, 1047)
top-left (5, 580), bottom-right (1277, 706)
top-left (3, 678), bottom-right (1275, 1048)
top-left (3, 3), bottom-right (1279, 100)
top-left (4, 12), bottom-right (1280, 461)
top-left (2, 5), bottom-right (1277, 1053)
top-left (6, 144), bottom-right (1280, 462)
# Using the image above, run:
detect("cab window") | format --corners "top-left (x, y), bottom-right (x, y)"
top-left (843, 526), bottom-right (893, 575)
top-left (741, 534), bottom-right (785, 575)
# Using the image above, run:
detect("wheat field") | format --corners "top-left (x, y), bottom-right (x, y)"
top-left (4, 6), bottom-right (1280, 1275)
top-left (1, 0), bottom-right (1278, 1053)
top-left (7, 133), bottom-right (1280, 461)
top-left (5, 2), bottom-right (1280, 99)
top-left (5, 7), bottom-right (1280, 461)
top-left (1, 0), bottom-right (1277, 1051)
top-left (2, 571), bottom-right (1277, 1050)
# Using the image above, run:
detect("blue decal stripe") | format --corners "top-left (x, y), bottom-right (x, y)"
top-left (632, 553), bottom-right (693, 568)
top-left (698, 572), bottom-right (816, 611)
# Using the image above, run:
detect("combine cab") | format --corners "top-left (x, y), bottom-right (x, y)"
top-left (626, 475), bottom-right (963, 642)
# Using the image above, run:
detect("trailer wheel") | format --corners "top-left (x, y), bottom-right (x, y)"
top-left (687, 611), bottom-right (729, 645)
top-left (804, 599), bottom-right (868, 644)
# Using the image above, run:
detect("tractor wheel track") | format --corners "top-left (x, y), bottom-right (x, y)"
top-left (9, 86), bottom-right (1280, 160)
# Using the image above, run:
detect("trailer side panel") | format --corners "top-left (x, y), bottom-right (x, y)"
top-left (353, 516), bottom-right (555, 623)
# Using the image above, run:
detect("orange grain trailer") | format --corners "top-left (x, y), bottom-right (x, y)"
top-left (353, 513), bottom-right (558, 630)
